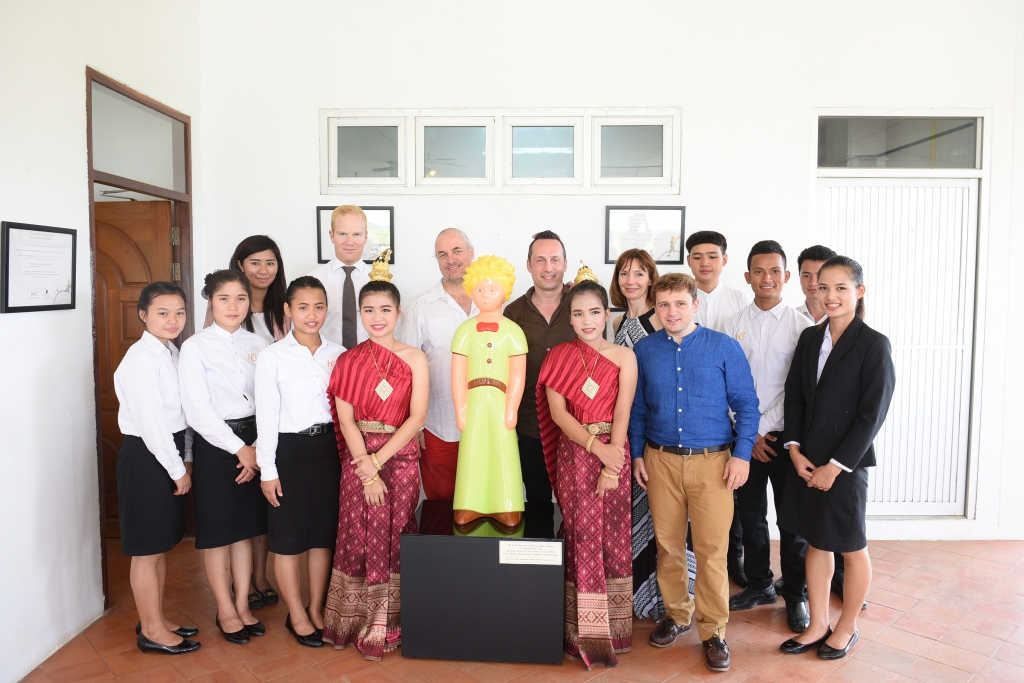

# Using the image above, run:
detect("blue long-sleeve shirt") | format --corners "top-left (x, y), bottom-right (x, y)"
top-left (628, 326), bottom-right (760, 461)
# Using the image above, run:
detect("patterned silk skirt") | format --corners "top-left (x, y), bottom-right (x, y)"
top-left (557, 433), bottom-right (633, 669)
top-left (322, 431), bottom-right (421, 660)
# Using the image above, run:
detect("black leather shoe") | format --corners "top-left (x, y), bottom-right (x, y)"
top-left (728, 557), bottom-right (748, 588)
top-left (780, 628), bottom-right (831, 655)
top-left (649, 618), bottom-right (691, 647)
top-left (785, 599), bottom-right (810, 633)
top-left (216, 616), bottom-right (250, 645)
top-left (774, 577), bottom-right (785, 594)
top-left (703, 635), bottom-right (731, 671)
top-left (136, 633), bottom-right (201, 655)
top-left (818, 629), bottom-right (859, 660)
top-left (286, 614), bottom-right (324, 648)
top-left (254, 574), bottom-right (279, 606)
top-left (244, 619), bottom-right (266, 637)
top-left (830, 578), bottom-right (868, 610)
top-left (729, 585), bottom-right (777, 611)
top-left (248, 589), bottom-right (264, 610)
top-left (135, 622), bottom-right (199, 638)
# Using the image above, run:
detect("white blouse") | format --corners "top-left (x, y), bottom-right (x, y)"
top-left (178, 323), bottom-right (268, 455)
top-left (114, 331), bottom-right (191, 480)
top-left (255, 331), bottom-right (345, 481)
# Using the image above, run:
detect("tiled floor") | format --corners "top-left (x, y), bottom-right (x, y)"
top-left (21, 538), bottom-right (1024, 682)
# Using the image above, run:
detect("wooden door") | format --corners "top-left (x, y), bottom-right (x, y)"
top-left (94, 200), bottom-right (173, 537)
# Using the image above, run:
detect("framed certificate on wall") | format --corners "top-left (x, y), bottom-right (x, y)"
top-left (1, 222), bottom-right (77, 313)
top-left (605, 205), bottom-right (685, 264)
top-left (316, 205), bottom-right (395, 264)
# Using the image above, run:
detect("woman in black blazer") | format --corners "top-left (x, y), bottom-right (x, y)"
top-left (777, 256), bottom-right (895, 661)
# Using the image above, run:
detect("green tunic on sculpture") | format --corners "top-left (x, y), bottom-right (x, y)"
top-left (451, 318), bottom-right (528, 514)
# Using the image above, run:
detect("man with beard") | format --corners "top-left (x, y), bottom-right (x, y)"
top-left (397, 228), bottom-right (478, 509)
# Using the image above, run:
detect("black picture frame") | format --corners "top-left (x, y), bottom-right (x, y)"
top-left (316, 205), bottom-right (395, 264)
top-left (1, 221), bottom-right (77, 313)
top-left (605, 205), bottom-right (685, 265)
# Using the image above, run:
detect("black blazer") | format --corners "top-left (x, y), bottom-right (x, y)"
top-left (782, 316), bottom-right (896, 471)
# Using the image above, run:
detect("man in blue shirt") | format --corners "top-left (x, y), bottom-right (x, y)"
top-left (629, 272), bottom-right (759, 673)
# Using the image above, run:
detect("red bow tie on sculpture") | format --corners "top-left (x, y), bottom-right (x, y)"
top-left (476, 322), bottom-right (499, 333)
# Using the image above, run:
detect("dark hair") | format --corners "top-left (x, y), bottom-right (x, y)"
top-left (652, 272), bottom-right (698, 301)
top-left (137, 281), bottom-right (186, 313)
top-left (610, 248), bottom-right (659, 309)
top-left (797, 245), bottom-right (837, 271)
top-left (685, 230), bottom-right (728, 254)
top-left (818, 255), bottom-right (865, 318)
top-left (229, 235), bottom-right (287, 336)
top-left (359, 281), bottom-right (401, 307)
top-left (746, 240), bottom-right (787, 271)
top-left (528, 230), bottom-right (566, 260)
top-left (569, 280), bottom-right (609, 310)
top-left (202, 269), bottom-right (251, 300)
top-left (285, 276), bottom-right (328, 305)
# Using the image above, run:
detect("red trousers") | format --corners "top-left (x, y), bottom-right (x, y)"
top-left (420, 429), bottom-right (459, 501)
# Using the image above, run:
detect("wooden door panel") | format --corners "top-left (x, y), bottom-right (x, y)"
top-left (94, 200), bottom-right (173, 537)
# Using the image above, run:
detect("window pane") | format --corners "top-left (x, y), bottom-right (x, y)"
top-left (600, 125), bottom-right (663, 177)
top-left (336, 126), bottom-right (399, 178)
top-left (818, 117), bottom-right (978, 169)
top-left (91, 83), bottom-right (186, 192)
top-left (511, 126), bottom-right (574, 178)
top-left (424, 126), bottom-right (486, 178)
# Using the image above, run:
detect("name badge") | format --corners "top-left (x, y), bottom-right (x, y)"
top-left (498, 540), bottom-right (562, 566)
top-left (327, 359), bottom-right (336, 368)
top-left (735, 332), bottom-right (747, 340)
top-left (247, 353), bottom-right (258, 361)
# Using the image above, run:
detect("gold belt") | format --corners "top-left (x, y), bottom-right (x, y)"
top-left (356, 420), bottom-right (396, 433)
top-left (468, 377), bottom-right (507, 393)
top-left (582, 422), bottom-right (612, 435)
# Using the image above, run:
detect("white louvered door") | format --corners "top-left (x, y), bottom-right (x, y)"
top-left (815, 178), bottom-right (978, 516)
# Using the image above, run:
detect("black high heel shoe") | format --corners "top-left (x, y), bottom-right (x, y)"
top-left (243, 619), bottom-right (266, 637)
top-left (285, 614), bottom-right (324, 648)
top-left (135, 621), bottom-right (199, 638)
top-left (136, 633), bottom-right (201, 655)
top-left (818, 629), bottom-right (859, 660)
top-left (780, 628), bottom-right (832, 655)
top-left (216, 616), bottom-right (250, 645)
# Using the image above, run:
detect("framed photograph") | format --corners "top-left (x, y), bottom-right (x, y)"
top-left (605, 206), bottom-right (685, 264)
top-left (316, 205), bottom-right (395, 264)
top-left (1, 221), bottom-right (77, 313)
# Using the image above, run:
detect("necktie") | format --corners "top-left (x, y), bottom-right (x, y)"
top-left (342, 265), bottom-right (357, 349)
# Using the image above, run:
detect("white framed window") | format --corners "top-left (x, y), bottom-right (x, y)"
top-left (502, 117), bottom-right (583, 186)
top-left (416, 116), bottom-right (494, 186)
top-left (323, 116), bottom-right (406, 189)
top-left (592, 115), bottom-right (674, 187)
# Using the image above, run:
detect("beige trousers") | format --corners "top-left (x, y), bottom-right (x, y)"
top-left (645, 444), bottom-right (734, 642)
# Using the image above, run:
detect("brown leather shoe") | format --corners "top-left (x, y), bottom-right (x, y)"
top-left (649, 618), bottom-right (691, 647)
top-left (703, 635), bottom-right (731, 671)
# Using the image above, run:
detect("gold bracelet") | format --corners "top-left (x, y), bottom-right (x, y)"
top-left (371, 453), bottom-right (382, 470)
top-left (362, 475), bottom-right (379, 487)
top-left (600, 468), bottom-right (619, 479)
top-left (585, 434), bottom-right (597, 453)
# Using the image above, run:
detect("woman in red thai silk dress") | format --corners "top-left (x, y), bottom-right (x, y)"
top-left (536, 276), bottom-right (639, 669)
top-left (322, 269), bottom-right (429, 661)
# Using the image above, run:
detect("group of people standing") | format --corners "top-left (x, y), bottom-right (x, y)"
top-left (112, 204), bottom-right (895, 674)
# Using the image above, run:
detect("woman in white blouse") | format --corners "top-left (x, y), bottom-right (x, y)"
top-left (256, 276), bottom-right (345, 648)
top-left (179, 270), bottom-right (269, 646)
top-left (113, 282), bottom-right (200, 655)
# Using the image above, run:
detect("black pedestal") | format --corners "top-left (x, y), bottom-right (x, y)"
top-left (400, 532), bottom-right (564, 663)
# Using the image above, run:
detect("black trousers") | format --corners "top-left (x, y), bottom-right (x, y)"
top-left (518, 435), bottom-right (555, 539)
top-left (736, 431), bottom-right (808, 602)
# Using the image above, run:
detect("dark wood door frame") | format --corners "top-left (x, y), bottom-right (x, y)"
top-left (86, 67), bottom-right (194, 607)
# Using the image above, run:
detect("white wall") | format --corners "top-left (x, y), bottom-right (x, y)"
top-left (196, 0), bottom-right (1024, 541)
top-left (0, 2), bottom-right (199, 680)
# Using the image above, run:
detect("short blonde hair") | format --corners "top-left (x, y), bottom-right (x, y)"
top-left (330, 205), bottom-right (367, 232)
top-left (652, 272), bottom-right (698, 301)
top-left (463, 255), bottom-right (516, 301)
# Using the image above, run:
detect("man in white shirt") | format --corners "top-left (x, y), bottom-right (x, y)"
top-left (396, 228), bottom-right (478, 510)
top-left (309, 205), bottom-right (370, 348)
top-left (795, 245), bottom-right (836, 325)
top-left (686, 230), bottom-right (751, 586)
top-left (723, 241), bottom-right (812, 632)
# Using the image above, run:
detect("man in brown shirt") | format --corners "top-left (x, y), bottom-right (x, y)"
top-left (504, 230), bottom-right (576, 538)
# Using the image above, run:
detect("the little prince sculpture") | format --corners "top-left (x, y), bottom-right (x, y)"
top-left (451, 255), bottom-right (528, 530)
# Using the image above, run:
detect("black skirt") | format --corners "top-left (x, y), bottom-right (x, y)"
top-left (268, 429), bottom-right (341, 555)
top-left (778, 465), bottom-right (869, 553)
top-left (117, 431), bottom-right (186, 556)
top-left (193, 429), bottom-right (268, 549)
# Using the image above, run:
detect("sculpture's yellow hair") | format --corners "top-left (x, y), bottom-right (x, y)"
top-left (463, 255), bottom-right (516, 302)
